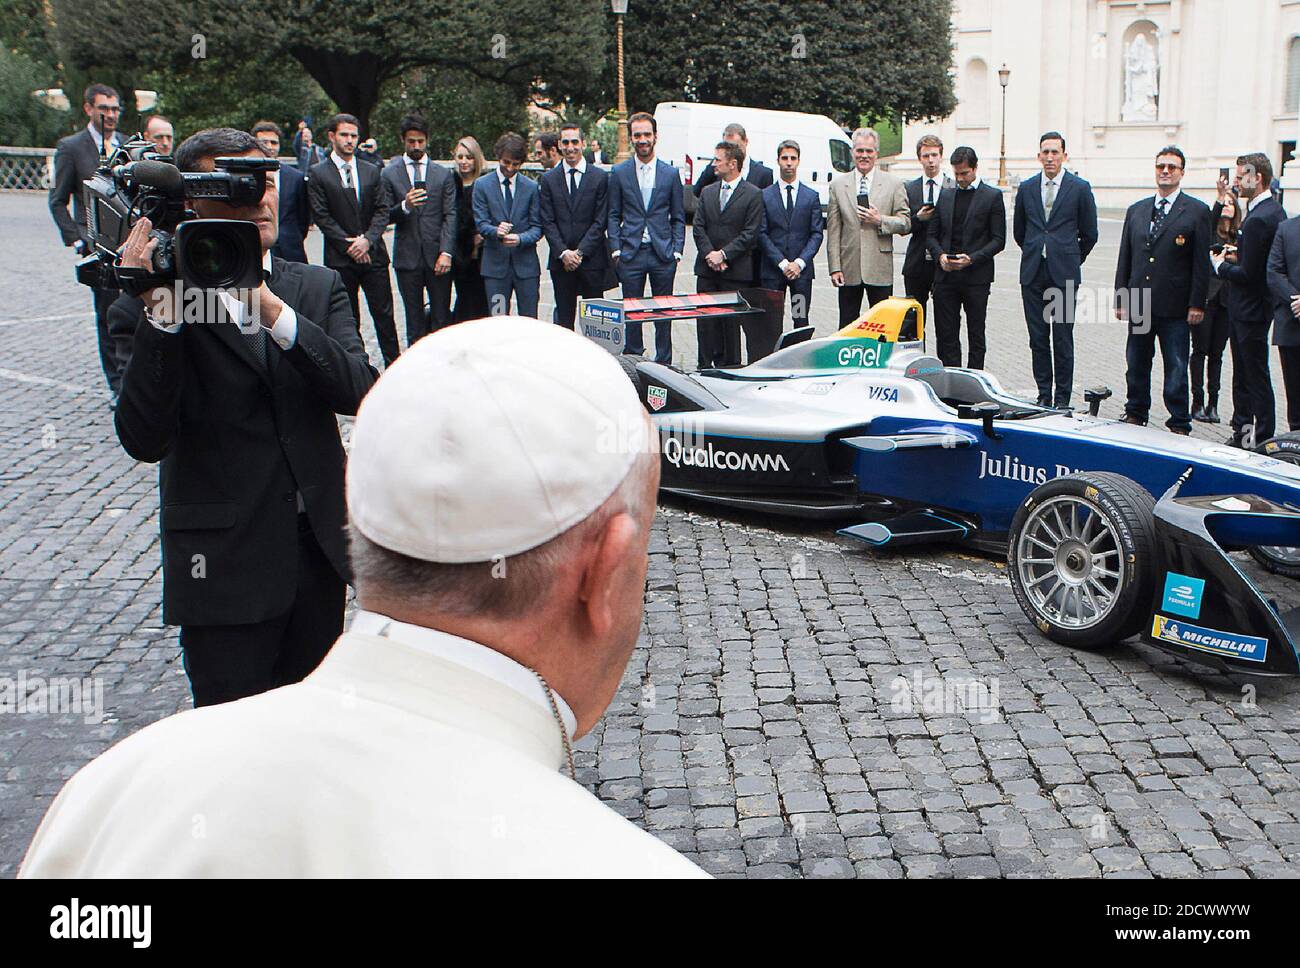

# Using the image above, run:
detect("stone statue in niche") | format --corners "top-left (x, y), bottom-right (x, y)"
top-left (1122, 33), bottom-right (1159, 122)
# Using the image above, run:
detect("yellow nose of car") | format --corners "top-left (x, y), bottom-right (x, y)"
top-left (835, 297), bottom-right (925, 343)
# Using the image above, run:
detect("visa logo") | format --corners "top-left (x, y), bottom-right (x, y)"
top-left (868, 386), bottom-right (899, 403)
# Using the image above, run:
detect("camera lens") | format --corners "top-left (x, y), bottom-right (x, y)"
top-left (185, 232), bottom-right (239, 286)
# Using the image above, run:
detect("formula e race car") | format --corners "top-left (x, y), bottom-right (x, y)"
top-left (610, 295), bottom-right (1300, 678)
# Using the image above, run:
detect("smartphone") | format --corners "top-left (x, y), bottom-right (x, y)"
top-left (414, 180), bottom-right (426, 192)
top-left (1210, 243), bottom-right (1226, 255)
top-left (856, 193), bottom-right (871, 210)
top-left (1220, 167), bottom-right (1230, 182)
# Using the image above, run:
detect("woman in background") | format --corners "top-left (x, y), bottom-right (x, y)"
top-left (1193, 178), bottom-right (1242, 423)
top-left (451, 136), bottom-right (490, 322)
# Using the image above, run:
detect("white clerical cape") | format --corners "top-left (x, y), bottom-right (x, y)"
top-left (19, 630), bottom-right (707, 878)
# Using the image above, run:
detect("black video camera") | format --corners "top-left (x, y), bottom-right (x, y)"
top-left (75, 137), bottom-right (279, 296)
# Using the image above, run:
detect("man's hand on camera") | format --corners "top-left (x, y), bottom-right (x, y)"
top-left (257, 283), bottom-right (285, 328)
top-left (118, 218), bottom-right (174, 323)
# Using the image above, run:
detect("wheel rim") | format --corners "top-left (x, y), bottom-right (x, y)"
top-left (1017, 495), bottom-right (1127, 630)
top-left (1256, 544), bottom-right (1300, 567)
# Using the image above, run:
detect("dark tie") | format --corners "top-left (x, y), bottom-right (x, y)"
top-left (244, 325), bottom-right (269, 371)
top-left (785, 184), bottom-right (794, 216)
top-left (926, 180), bottom-right (935, 206)
top-left (503, 177), bottom-right (513, 213)
top-left (569, 167), bottom-right (578, 197)
top-left (1150, 198), bottom-right (1169, 240)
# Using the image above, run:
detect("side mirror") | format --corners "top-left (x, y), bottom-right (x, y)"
top-left (1084, 386), bottom-right (1113, 417)
top-left (958, 401), bottom-right (1002, 440)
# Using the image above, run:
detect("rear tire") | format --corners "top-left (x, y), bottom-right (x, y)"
top-left (616, 353), bottom-right (642, 387)
top-left (1008, 472), bottom-right (1157, 648)
top-left (1250, 433), bottom-right (1300, 577)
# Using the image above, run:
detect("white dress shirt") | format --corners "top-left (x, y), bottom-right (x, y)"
top-left (856, 169), bottom-right (875, 198)
top-left (920, 174), bottom-right (942, 207)
top-left (1150, 189), bottom-right (1180, 231)
top-left (563, 156), bottom-right (588, 193)
top-left (86, 123), bottom-right (120, 156)
top-left (332, 151), bottom-right (362, 203)
top-left (718, 172), bottom-right (742, 210)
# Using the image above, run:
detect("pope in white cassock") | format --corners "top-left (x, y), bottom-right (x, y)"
top-left (21, 317), bottom-right (706, 878)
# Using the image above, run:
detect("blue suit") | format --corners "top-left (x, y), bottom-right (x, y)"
top-left (607, 158), bottom-right (685, 361)
top-left (472, 171), bottom-right (542, 318)
top-left (759, 180), bottom-right (824, 327)
top-left (272, 161), bottom-right (311, 264)
top-left (1013, 170), bottom-right (1099, 408)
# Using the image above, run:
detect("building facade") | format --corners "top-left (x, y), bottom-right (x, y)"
top-left (896, 0), bottom-right (1300, 207)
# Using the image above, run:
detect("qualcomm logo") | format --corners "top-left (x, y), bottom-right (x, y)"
top-left (662, 436), bottom-right (791, 473)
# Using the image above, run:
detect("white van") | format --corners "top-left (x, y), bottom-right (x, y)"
top-left (653, 101), bottom-right (855, 211)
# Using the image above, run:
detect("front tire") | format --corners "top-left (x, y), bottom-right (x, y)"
top-left (1251, 433), bottom-right (1300, 577)
top-left (1008, 472), bottom-right (1157, 648)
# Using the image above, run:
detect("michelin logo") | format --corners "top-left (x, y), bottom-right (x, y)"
top-left (1151, 615), bottom-right (1267, 664)
top-left (662, 436), bottom-right (790, 473)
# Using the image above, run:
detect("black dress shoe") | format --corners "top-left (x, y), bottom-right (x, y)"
top-left (1191, 405), bottom-right (1209, 422)
top-left (1203, 405), bottom-right (1220, 424)
top-left (1121, 414), bottom-right (1146, 426)
top-left (1171, 427), bottom-right (1191, 436)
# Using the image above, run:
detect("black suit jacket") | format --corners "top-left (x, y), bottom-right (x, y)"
top-left (902, 174), bottom-right (952, 276)
top-left (539, 163), bottom-right (610, 274)
top-left (1267, 216), bottom-right (1300, 346)
top-left (693, 179), bottom-right (764, 282)
top-left (113, 259), bottom-right (378, 626)
top-left (49, 128), bottom-right (119, 248)
top-left (693, 159), bottom-right (774, 197)
top-left (926, 182), bottom-right (1007, 288)
top-left (308, 157), bottom-right (392, 268)
top-left (382, 157), bottom-right (458, 272)
top-left (1114, 193), bottom-right (1212, 322)
top-left (1217, 196), bottom-right (1287, 323)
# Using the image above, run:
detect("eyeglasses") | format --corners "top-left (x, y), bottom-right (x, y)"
top-left (1155, 163), bottom-right (1183, 171)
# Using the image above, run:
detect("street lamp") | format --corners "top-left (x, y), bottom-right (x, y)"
top-left (611, 0), bottom-right (631, 163)
top-left (998, 64), bottom-right (1011, 187)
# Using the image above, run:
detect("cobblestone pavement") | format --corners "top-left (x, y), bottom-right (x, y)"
top-left (3, 191), bottom-right (1300, 878)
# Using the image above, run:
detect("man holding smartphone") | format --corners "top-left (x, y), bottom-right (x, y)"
top-left (902, 135), bottom-right (953, 337)
top-left (383, 114), bottom-right (458, 344)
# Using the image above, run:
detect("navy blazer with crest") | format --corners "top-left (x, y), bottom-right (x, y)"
top-left (1013, 170), bottom-right (1099, 287)
top-left (539, 162), bottom-right (610, 274)
top-left (607, 157), bottom-right (686, 264)
top-left (1114, 191), bottom-right (1213, 322)
top-left (758, 180), bottom-right (824, 283)
top-left (471, 170), bottom-right (542, 280)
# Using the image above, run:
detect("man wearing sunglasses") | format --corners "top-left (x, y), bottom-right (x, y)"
top-left (540, 122), bottom-right (610, 329)
top-left (1114, 146), bottom-right (1212, 436)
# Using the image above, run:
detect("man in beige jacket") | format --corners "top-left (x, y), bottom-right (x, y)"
top-left (21, 318), bottom-right (706, 879)
top-left (827, 127), bottom-right (912, 326)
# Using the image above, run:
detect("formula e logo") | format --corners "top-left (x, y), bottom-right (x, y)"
top-left (646, 386), bottom-right (668, 412)
top-left (661, 436), bottom-right (791, 473)
top-left (867, 385), bottom-right (899, 404)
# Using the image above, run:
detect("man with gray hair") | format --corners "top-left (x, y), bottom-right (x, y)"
top-left (21, 319), bottom-right (704, 878)
top-left (827, 127), bottom-right (911, 325)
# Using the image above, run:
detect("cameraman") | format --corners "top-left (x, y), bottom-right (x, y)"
top-left (112, 128), bottom-right (378, 706)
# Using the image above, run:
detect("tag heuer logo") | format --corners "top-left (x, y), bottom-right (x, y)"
top-left (647, 386), bottom-right (668, 411)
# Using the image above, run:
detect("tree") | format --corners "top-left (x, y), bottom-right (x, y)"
top-left (50, 0), bottom-right (609, 137)
top-left (609, 0), bottom-right (955, 126)
top-left (0, 47), bottom-right (66, 145)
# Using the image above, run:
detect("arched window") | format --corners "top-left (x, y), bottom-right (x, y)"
top-left (962, 58), bottom-right (990, 126)
top-left (1287, 37), bottom-right (1300, 114)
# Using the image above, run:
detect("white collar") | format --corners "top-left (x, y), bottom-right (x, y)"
top-left (1042, 171), bottom-right (1063, 186)
top-left (857, 168), bottom-right (875, 183)
top-left (779, 177), bottom-right (800, 190)
top-left (1248, 192), bottom-right (1271, 213)
top-left (740, 158), bottom-right (751, 181)
top-left (720, 172), bottom-right (742, 189)
top-left (565, 157), bottom-right (588, 175)
top-left (922, 173), bottom-right (941, 185)
top-left (498, 168), bottom-right (516, 186)
top-left (958, 177), bottom-right (982, 191)
top-left (331, 151), bottom-right (356, 169)
top-left (1155, 189), bottom-right (1180, 209)
top-left (637, 156), bottom-right (656, 171)
top-left (404, 154), bottom-right (426, 168)
top-left (350, 610), bottom-right (577, 737)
